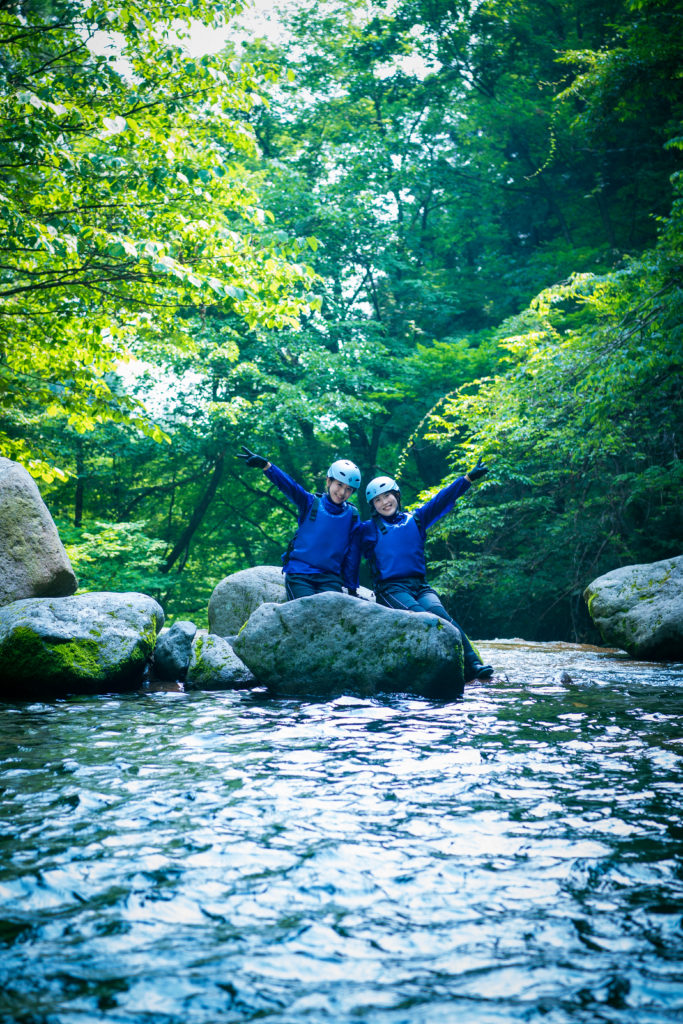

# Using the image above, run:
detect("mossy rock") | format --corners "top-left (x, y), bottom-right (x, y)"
top-left (185, 632), bottom-right (255, 691)
top-left (583, 556), bottom-right (683, 661)
top-left (0, 592), bottom-right (164, 698)
top-left (233, 592), bottom-right (465, 700)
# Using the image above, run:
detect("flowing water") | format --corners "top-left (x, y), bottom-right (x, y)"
top-left (1, 640), bottom-right (682, 1024)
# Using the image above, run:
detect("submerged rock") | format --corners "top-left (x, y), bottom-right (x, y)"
top-left (153, 620), bottom-right (197, 681)
top-left (209, 566), bottom-right (286, 637)
top-left (0, 457), bottom-right (77, 607)
top-left (232, 591), bottom-right (465, 699)
top-left (0, 592), bottom-right (164, 698)
top-left (584, 555), bottom-right (683, 661)
top-left (186, 631), bottom-right (255, 690)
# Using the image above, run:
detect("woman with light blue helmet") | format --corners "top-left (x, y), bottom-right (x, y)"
top-left (359, 460), bottom-right (494, 681)
top-left (237, 446), bottom-right (362, 600)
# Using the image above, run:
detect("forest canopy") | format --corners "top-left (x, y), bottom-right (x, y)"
top-left (1, 0), bottom-right (681, 640)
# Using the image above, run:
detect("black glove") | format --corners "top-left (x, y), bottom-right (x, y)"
top-left (237, 445), bottom-right (269, 470)
top-left (467, 456), bottom-right (488, 481)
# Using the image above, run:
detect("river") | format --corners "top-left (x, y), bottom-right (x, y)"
top-left (1, 640), bottom-right (682, 1024)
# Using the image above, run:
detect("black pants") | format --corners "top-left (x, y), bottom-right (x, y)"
top-left (285, 571), bottom-right (344, 601)
top-left (376, 577), bottom-right (480, 671)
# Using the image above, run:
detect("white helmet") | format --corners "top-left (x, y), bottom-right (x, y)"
top-left (327, 459), bottom-right (361, 490)
top-left (366, 475), bottom-right (400, 504)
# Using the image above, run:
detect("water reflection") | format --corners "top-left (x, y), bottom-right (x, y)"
top-left (0, 641), bottom-right (681, 1023)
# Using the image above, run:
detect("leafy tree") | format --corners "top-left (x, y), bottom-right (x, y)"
top-left (58, 518), bottom-right (170, 598)
top-left (406, 0), bottom-right (683, 640)
top-left (237, 0), bottom-right (681, 506)
top-left (420, 189), bottom-right (682, 640)
top-left (247, 0), bottom-right (678, 348)
top-left (0, 0), bottom-right (316, 481)
top-left (20, 0), bottom-right (681, 641)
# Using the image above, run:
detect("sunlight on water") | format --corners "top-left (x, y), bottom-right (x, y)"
top-left (0, 641), bottom-right (681, 1023)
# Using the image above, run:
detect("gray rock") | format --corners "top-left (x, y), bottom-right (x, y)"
top-left (209, 565), bottom-right (375, 638)
top-left (0, 457), bottom-right (77, 607)
top-left (584, 555), bottom-right (683, 660)
top-left (232, 591), bottom-right (465, 699)
top-left (186, 632), bottom-right (255, 690)
top-left (209, 566), bottom-right (286, 637)
top-left (153, 620), bottom-right (196, 681)
top-left (0, 592), bottom-right (164, 697)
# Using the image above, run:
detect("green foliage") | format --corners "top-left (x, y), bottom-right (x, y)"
top-left (21, 0), bottom-right (682, 643)
top-left (0, 0), bottom-right (316, 480)
top-left (420, 194), bottom-right (683, 639)
top-left (58, 519), bottom-right (170, 598)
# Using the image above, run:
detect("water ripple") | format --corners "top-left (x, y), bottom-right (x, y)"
top-left (0, 641), bottom-right (681, 1023)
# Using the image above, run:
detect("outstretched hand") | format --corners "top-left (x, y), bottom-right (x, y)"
top-left (236, 445), bottom-right (269, 470)
top-left (467, 455), bottom-right (488, 482)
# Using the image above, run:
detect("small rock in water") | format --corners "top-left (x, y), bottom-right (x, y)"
top-left (558, 670), bottom-right (573, 684)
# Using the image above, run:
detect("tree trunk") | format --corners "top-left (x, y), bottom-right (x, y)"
top-left (160, 453), bottom-right (224, 573)
top-left (74, 438), bottom-right (84, 527)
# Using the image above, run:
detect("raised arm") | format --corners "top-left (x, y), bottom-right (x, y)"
top-left (236, 445), bottom-right (313, 519)
top-left (416, 456), bottom-right (489, 531)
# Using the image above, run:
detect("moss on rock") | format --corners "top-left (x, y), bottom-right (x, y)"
top-left (0, 626), bottom-right (102, 686)
top-left (0, 592), bottom-right (164, 697)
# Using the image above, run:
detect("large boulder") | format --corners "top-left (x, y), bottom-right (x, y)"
top-left (209, 565), bottom-right (375, 638)
top-left (209, 566), bottom-right (286, 637)
top-left (0, 457), bottom-right (77, 607)
top-left (584, 555), bottom-right (683, 660)
top-left (153, 620), bottom-right (196, 681)
top-left (0, 592), bottom-right (164, 698)
top-left (185, 631), bottom-right (255, 690)
top-left (232, 592), bottom-right (465, 699)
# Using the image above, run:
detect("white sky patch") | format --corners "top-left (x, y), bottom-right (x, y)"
top-left (117, 357), bottom-right (205, 421)
top-left (193, 0), bottom-right (291, 52)
top-left (87, 1), bottom-right (288, 68)
top-left (87, 29), bottom-right (129, 75)
top-left (374, 52), bottom-right (441, 80)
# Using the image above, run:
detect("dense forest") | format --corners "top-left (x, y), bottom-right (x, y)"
top-left (1, 0), bottom-right (681, 640)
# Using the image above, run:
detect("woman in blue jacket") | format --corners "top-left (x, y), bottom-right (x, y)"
top-left (237, 446), bottom-right (362, 600)
top-left (359, 459), bottom-right (494, 680)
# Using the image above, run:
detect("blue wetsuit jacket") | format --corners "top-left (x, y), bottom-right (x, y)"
top-left (265, 463), bottom-right (361, 591)
top-left (359, 476), bottom-right (471, 583)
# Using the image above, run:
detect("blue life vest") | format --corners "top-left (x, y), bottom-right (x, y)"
top-left (371, 511), bottom-right (426, 581)
top-left (284, 495), bottom-right (359, 575)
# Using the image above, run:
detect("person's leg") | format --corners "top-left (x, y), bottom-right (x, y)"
top-left (413, 584), bottom-right (457, 622)
top-left (375, 580), bottom-right (424, 613)
top-left (285, 572), bottom-right (344, 600)
top-left (285, 573), bottom-right (319, 601)
top-left (414, 585), bottom-right (494, 681)
top-left (310, 572), bottom-right (344, 594)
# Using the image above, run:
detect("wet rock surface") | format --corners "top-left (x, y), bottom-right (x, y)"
top-left (232, 591), bottom-right (465, 699)
top-left (0, 592), bottom-right (164, 697)
top-left (153, 620), bottom-right (197, 681)
top-left (186, 631), bottom-right (255, 691)
top-left (0, 457), bottom-right (77, 607)
top-left (208, 566), bottom-right (287, 637)
top-left (584, 555), bottom-right (683, 660)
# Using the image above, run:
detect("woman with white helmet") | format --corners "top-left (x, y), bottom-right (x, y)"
top-left (237, 446), bottom-right (362, 600)
top-left (360, 459), bottom-right (494, 681)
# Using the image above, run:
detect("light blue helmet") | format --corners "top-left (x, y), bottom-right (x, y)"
top-left (366, 475), bottom-right (400, 504)
top-left (327, 459), bottom-right (361, 491)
